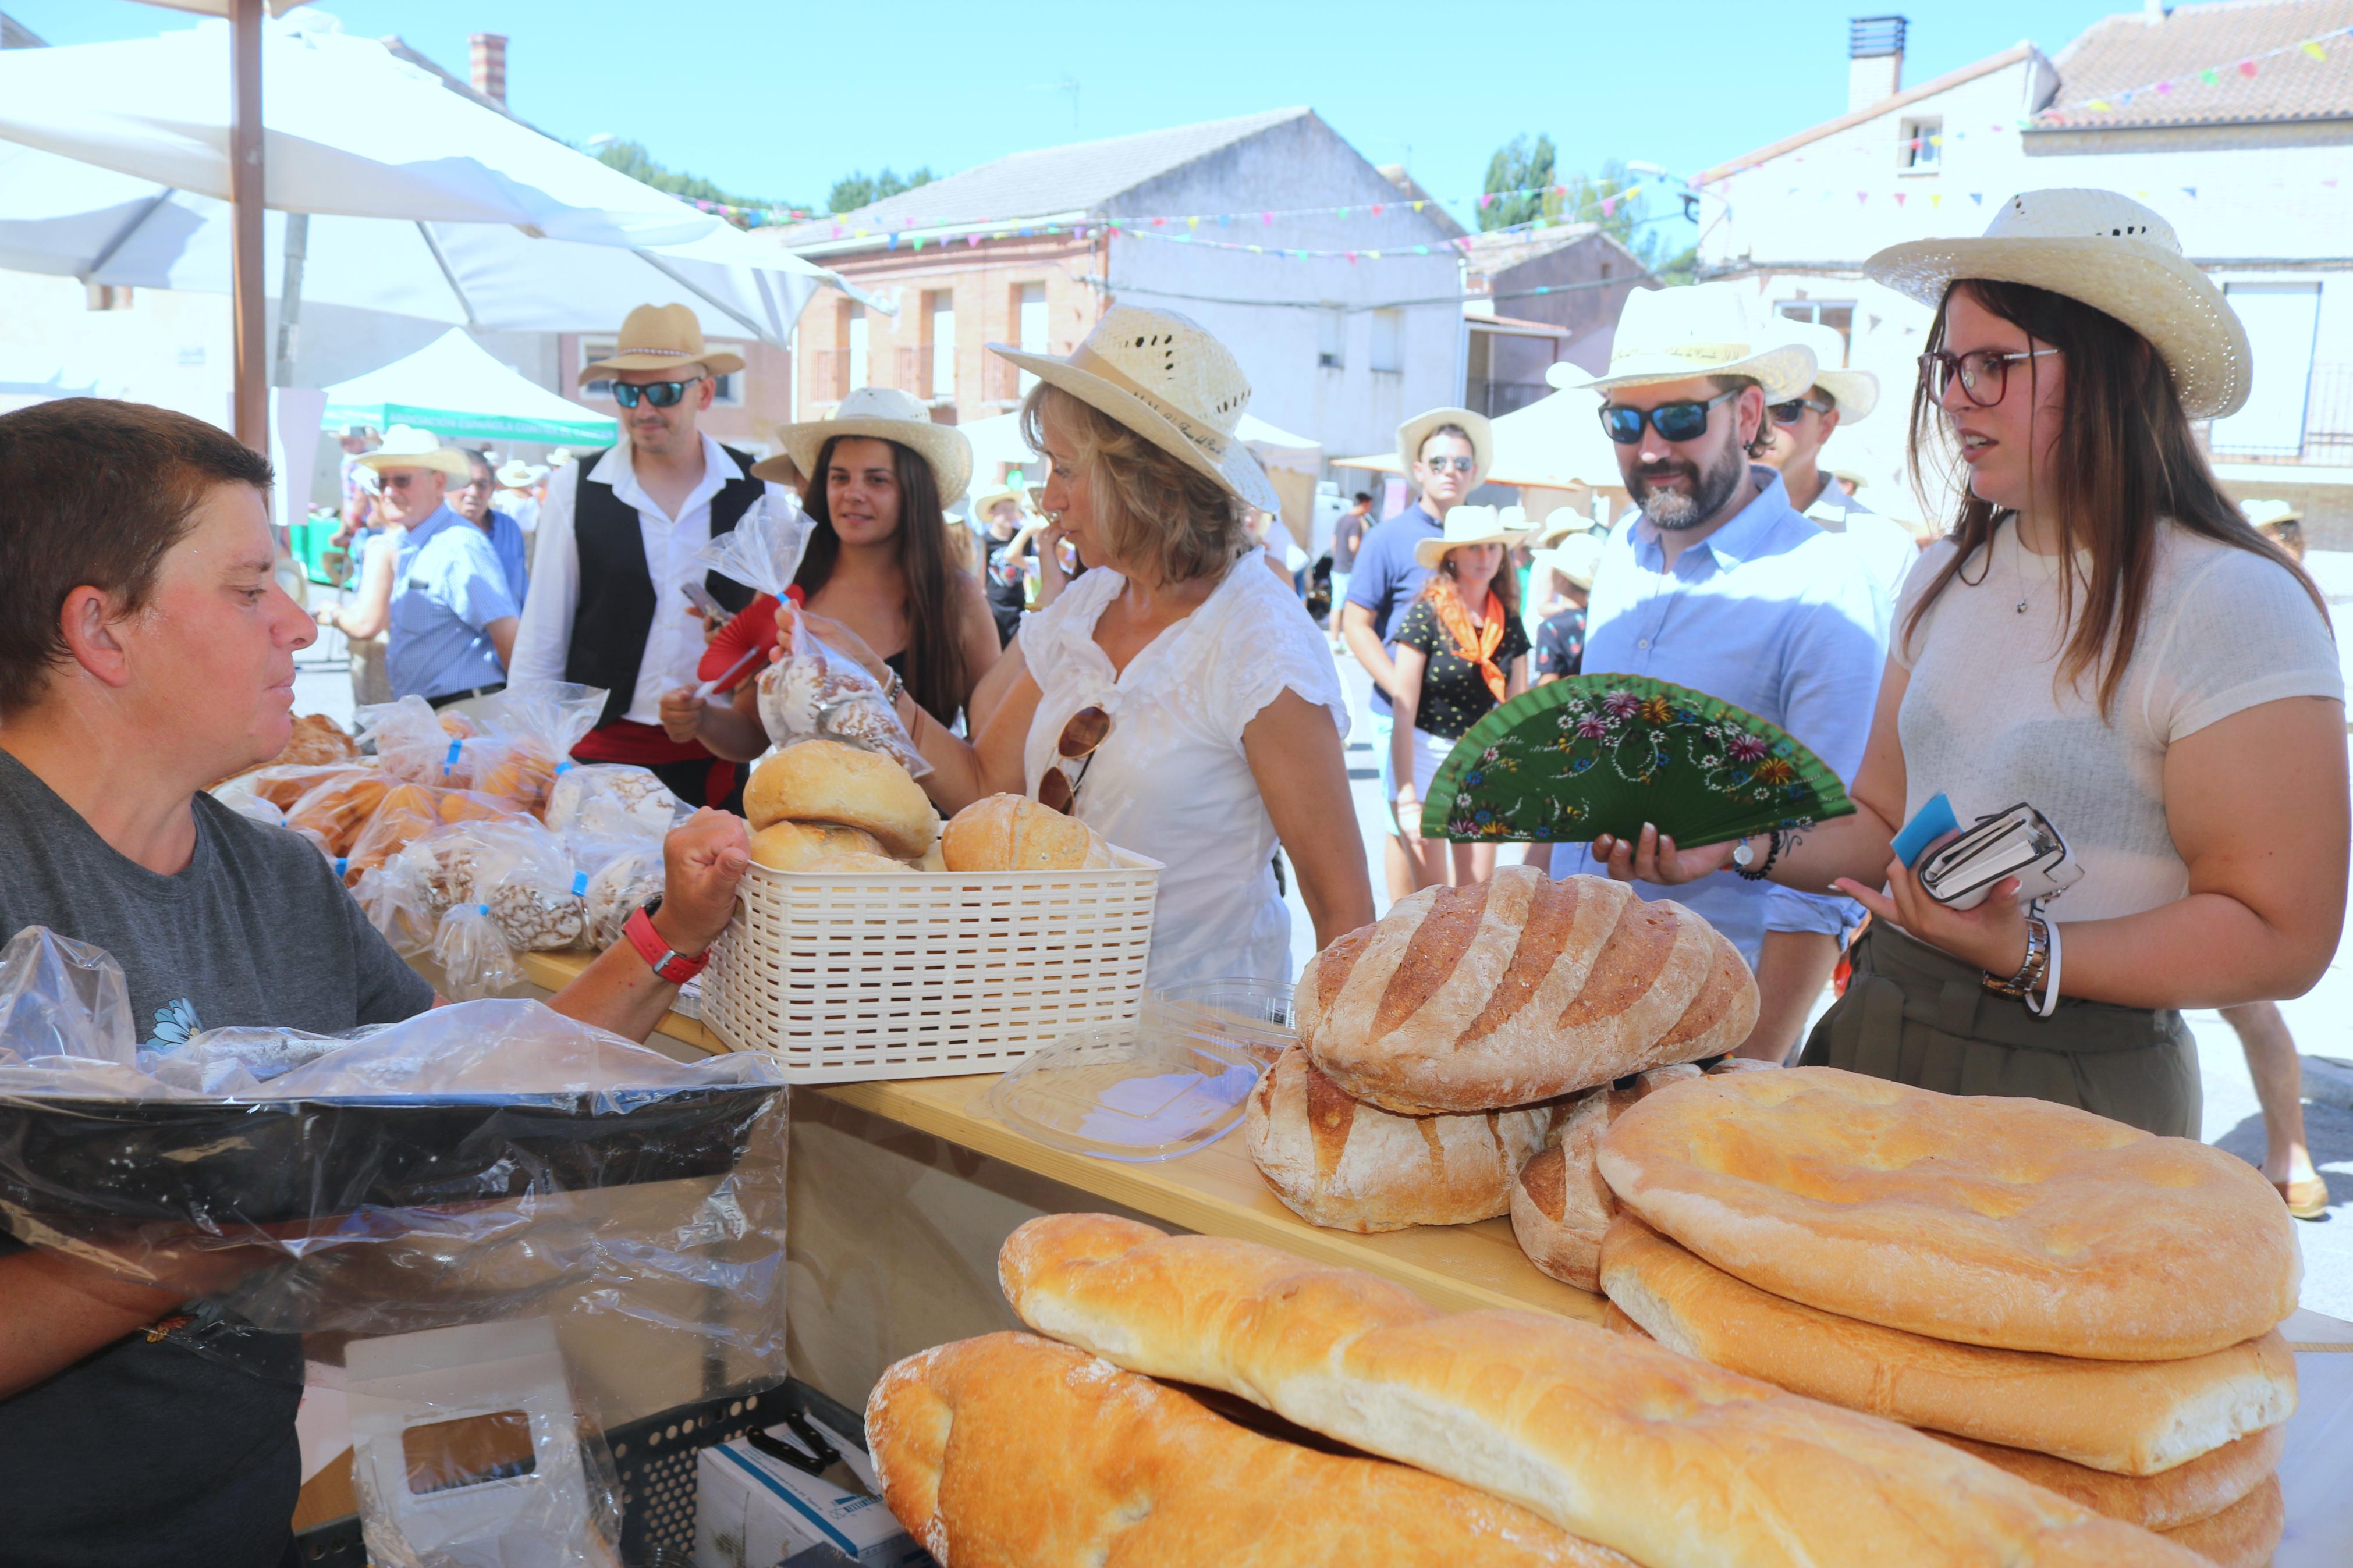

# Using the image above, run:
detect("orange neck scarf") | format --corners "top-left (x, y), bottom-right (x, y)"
top-left (1433, 588), bottom-right (1509, 703)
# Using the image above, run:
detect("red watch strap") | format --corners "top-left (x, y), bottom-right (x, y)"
top-left (623, 904), bottom-right (707, 984)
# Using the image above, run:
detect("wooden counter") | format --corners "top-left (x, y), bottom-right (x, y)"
top-left (515, 951), bottom-right (1596, 1321)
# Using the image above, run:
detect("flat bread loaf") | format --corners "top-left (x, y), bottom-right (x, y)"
top-left (999, 1213), bottom-right (2206, 1568)
top-left (1510, 1064), bottom-right (1702, 1291)
top-left (748, 819), bottom-right (886, 871)
top-left (864, 1331), bottom-right (1634, 1567)
top-left (1598, 1213), bottom-right (2295, 1474)
top-left (1596, 1067), bottom-right (2299, 1359)
top-left (1298, 869), bottom-right (1756, 1115)
top-left (743, 740), bottom-right (935, 858)
top-left (1246, 1044), bottom-right (1567, 1232)
top-left (942, 792), bottom-right (1116, 872)
top-left (1933, 1427), bottom-right (2285, 1531)
top-left (2155, 1474), bottom-right (2283, 1568)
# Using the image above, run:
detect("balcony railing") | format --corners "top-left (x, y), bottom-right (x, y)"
top-left (2196, 362), bottom-right (2353, 465)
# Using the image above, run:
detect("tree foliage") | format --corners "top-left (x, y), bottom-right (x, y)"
top-left (1479, 134), bottom-right (1558, 230)
top-left (592, 140), bottom-right (784, 214)
top-left (1480, 140), bottom-right (1697, 279)
top-left (827, 166), bottom-right (936, 215)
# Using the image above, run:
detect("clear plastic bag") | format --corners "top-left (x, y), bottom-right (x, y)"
top-left (465, 683), bottom-right (609, 816)
top-left (283, 766), bottom-right (397, 859)
top-left (696, 489), bottom-right (814, 604)
top-left (359, 695), bottom-right (480, 788)
top-left (434, 901), bottom-right (524, 1001)
top-left (576, 844), bottom-right (665, 954)
top-left (466, 820), bottom-right (591, 952)
top-left (544, 763), bottom-right (686, 842)
top-left (755, 627), bottom-right (932, 778)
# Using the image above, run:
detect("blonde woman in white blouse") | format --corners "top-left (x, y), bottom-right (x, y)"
top-left (792, 306), bottom-right (1374, 986)
top-left (1594, 190), bottom-right (2345, 1147)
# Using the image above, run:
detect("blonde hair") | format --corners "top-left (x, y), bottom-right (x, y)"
top-left (1020, 383), bottom-right (1248, 586)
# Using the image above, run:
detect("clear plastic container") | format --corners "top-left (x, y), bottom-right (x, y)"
top-left (988, 1018), bottom-right (1264, 1163)
top-left (1146, 976), bottom-right (1295, 1067)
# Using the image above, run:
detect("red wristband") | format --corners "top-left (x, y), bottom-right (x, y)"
top-left (623, 904), bottom-right (708, 984)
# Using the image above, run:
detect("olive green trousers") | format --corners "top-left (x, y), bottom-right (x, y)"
top-left (1800, 923), bottom-right (2200, 1138)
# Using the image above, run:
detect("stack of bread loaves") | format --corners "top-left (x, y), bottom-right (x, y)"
top-left (1595, 1068), bottom-right (2301, 1567)
top-left (865, 1213), bottom-right (2211, 1565)
top-left (1248, 868), bottom-right (1757, 1232)
top-left (744, 739), bottom-right (936, 873)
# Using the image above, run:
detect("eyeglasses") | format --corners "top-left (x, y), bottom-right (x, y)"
top-left (1599, 388), bottom-right (1740, 445)
top-left (1419, 454), bottom-right (1477, 475)
top-left (1037, 705), bottom-right (1110, 814)
top-left (379, 472), bottom-right (425, 489)
top-left (612, 376), bottom-right (704, 410)
top-left (1917, 347), bottom-right (2059, 408)
top-left (1767, 396), bottom-right (1833, 425)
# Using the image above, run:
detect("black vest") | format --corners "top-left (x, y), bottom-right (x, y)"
top-left (562, 445), bottom-right (762, 730)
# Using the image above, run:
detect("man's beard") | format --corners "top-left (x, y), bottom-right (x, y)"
top-left (1631, 439), bottom-right (1748, 532)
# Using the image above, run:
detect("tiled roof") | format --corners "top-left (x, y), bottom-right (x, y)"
top-left (2040, 0), bottom-right (2353, 131)
top-left (773, 108), bottom-right (1315, 244)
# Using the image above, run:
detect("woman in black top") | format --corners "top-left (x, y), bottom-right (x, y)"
top-left (1390, 506), bottom-right (1531, 890)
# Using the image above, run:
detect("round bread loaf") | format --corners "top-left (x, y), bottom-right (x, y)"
top-left (1933, 1427), bottom-right (2285, 1532)
top-left (1509, 1065), bottom-right (1701, 1292)
top-left (942, 792), bottom-right (1115, 872)
top-left (1298, 869), bottom-right (1756, 1115)
top-left (743, 740), bottom-right (934, 858)
top-left (1597, 1213), bottom-right (2295, 1474)
top-left (1245, 1044), bottom-right (1567, 1232)
top-left (2155, 1474), bottom-right (2283, 1568)
top-left (749, 819), bottom-right (886, 871)
top-left (1596, 1068), bottom-right (2300, 1360)
top-left (796, 849), bottom-right (911, 875)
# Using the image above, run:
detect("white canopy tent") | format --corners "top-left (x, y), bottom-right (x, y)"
top-left (320, 329), bottom-right (619, 447)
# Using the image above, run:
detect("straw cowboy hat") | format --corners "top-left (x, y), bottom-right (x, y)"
top-left (495, 458), bottom-right (548, 489)
top-left (967, 482), bottom-right (1028, 524)
top-left (1830, 467), bottom-right (1869, 492)
top-left (1865, 189), bottom-right (2251, 420)
top-left (1769, 318), bottom-right (1878, 422)
top-left (2239, 498), bottom-right (2302, 531)
top-left (988, 304), bottom-right (1282, 514)
top-left (1415, 504), bottom-right (1534, 569)
top-left (759, 386), bottom-right (975, 505)
top-left (1550, 283), bottom-right (1815, 403)
top-left (1547, 529), bottom-right (1606, 591)
top-left (1533, 509), bottom-right (1593, 547)
top-left (352, 424), bottom-right (470, 479)
top-left (577, 303), bottom-right (746, 385)
top-left (1397, 406), bottom-right (1495, 485)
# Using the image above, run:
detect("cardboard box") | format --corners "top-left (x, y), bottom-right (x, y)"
top-left (693, 1423), bottom-right (927, 1568)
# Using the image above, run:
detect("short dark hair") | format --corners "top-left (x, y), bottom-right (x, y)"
top-left (1707, 374), bottom-right (1773, 459)
top-left (0, 399), bottom-right (272, 716)
top-left (1417, 424), bottom-right (1473, 463)
top-left (1353, 492), bottom-right (1372, 505)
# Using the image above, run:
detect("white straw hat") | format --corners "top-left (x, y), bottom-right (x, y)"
top-left (988, 304), bottom-right (1280, 514)
top-left (1546, 530), bottom-right (1605, 591)
top-left (1865, 189), bottom-right (2250, 419)
top-left (968, 483), bottom-right (1027, 523)
top-left (761, 385), bottom-right (974, 505)
top-left (1768, 318), bottom-right (1878, 422)
top-left (2241, 498), bottom-right (2302, 530)
top-left (1556, 283), bottom-right (1816, 403)
top-left (578, 302), bottom-right (746, 383)
top-left (353, 424), bottom-right (470, 479)
top-left (1414, 504), bottom-right (1534, 569)
top-left (1396, 406), bottom-right (1495, 483)
top-left (494, 458), bottom-right (547, 489)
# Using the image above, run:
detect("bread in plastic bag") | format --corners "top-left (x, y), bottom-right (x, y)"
top-left (359, 695), bottom-right (474, 788)
top-left (755, 624), bottom-right (932, 778)
top-left (283, 766), bottom-right (396, 856)
top-left (545, 763), bottom-right (684, 842)
top-left (464, 682), bottom-right (608, 815)
top-left (434, 901), bottom-right (523, 1001)
top-left (459, 820), bottom-right (591, 952)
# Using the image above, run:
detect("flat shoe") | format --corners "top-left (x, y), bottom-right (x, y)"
top-left (2276, 1175), bottom-right (2330, 1220)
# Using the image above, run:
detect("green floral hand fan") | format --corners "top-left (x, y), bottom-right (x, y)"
top-left (1419, 674), bottom-right (1854, 845)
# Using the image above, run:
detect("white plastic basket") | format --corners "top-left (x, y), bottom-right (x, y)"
top-left (698, 851), bottom-right (1163, 1082)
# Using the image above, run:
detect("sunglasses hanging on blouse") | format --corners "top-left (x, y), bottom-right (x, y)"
top-left (1037, 706), bottom-right (1111, 815)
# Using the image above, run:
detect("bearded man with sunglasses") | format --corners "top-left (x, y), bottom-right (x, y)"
top-left (510, 304), bottom-right (790, 809)
top-left (1756, 318), bottom-right (1918, 610)
top-left (1542, 287), bottom-right (1886, 1062)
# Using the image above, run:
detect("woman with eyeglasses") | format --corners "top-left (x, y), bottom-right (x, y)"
top-left (1389, 506), bottom-right (1532, 890)
top-left (787, 307), bottom-right (1374, 986)
top-left (1593, 191), bottom-right (2346, 1153)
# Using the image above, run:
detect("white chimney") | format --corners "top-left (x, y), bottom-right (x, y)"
top-left (469, 32), bottom-right (507, 105)
top-left (1848, 15), bottom-right (1906, 112)
top-left (2143, 0), bottom-right (2169, 24)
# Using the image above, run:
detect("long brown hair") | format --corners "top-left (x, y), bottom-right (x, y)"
top-left (1904, 279), bottom-right (2325, 714)
top-left (793, 433), bottom-right (972, 725)
top-left (1418, 545), bottom-right (1521, 616)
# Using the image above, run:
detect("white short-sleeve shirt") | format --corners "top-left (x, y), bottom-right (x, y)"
top-left (1895, 520), bottom-right (2342, 922)
top-left (1018, 548), bottom-right (1347, 986)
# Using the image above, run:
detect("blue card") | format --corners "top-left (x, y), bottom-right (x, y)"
top-left (1891, 792), bottom-right (1960, 869)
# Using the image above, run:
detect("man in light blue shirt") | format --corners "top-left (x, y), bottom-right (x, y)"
top-left (358, 428), bottom-right (520, 705)
top-left (457, 449), bottom-right (531, 608)
top-left (1546, 286), bottom-right (1886, 1061)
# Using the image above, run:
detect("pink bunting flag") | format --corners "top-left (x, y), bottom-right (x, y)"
top-left (1478, 193), bottom-right (1493, 209)
top-left (1600, 195), bottom-right (1617, 217)
top-left (2238, 59), bottom-right (2259, 76)
top-left (1894, 192), bottom-right (1907, 207)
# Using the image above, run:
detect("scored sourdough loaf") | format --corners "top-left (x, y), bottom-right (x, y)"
top-left (2154, 1474), bottom-right (2284, 1568)
top-left (743, 739), bottom-right (935, 859)
top-left (1245, 1044), bottom-right (1569, 1232)
top-left (1932, 1427), bottom-right (2286, 1532)
top-left (748, 819), bottom-right (886, 871)
top-left (1511, 1058), bottom-right (1776, 1292)
top-left (1298, 869), bottom-right (1756, 1115)
top-left (863, 1331), bottom-right (1635, 1567)
top-left (998, 1213), bottom-right (2206, 1568)
top-left (1596, 1213), bottom-right (2294, 1474)
top-left (942, 792), bottom-right (1116, 872)
top-left (1596, 1067), bottom-right (2299, 1360)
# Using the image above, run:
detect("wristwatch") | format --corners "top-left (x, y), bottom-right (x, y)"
top-left (623, 895), bottom-right (709, 984)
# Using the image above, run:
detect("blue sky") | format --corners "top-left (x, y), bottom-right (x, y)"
top-left (13, 0), bottom-right (2167, 225)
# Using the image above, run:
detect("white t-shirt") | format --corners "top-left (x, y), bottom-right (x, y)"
top-left (1018, 547), bottom-right (1348, 986)
top-left (1894, 520), bottom-right (2341, 923)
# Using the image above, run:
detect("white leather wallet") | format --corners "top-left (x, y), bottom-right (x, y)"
top-left (1918, 803), bottom-right (2082, 911)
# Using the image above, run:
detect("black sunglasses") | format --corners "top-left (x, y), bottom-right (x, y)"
top-left (1768, 396), bottom-right (1833, 425)
top-left (612, 376), bottom-right (704, 409)
top-left (1599, 388), bottom-right (1739, 445)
